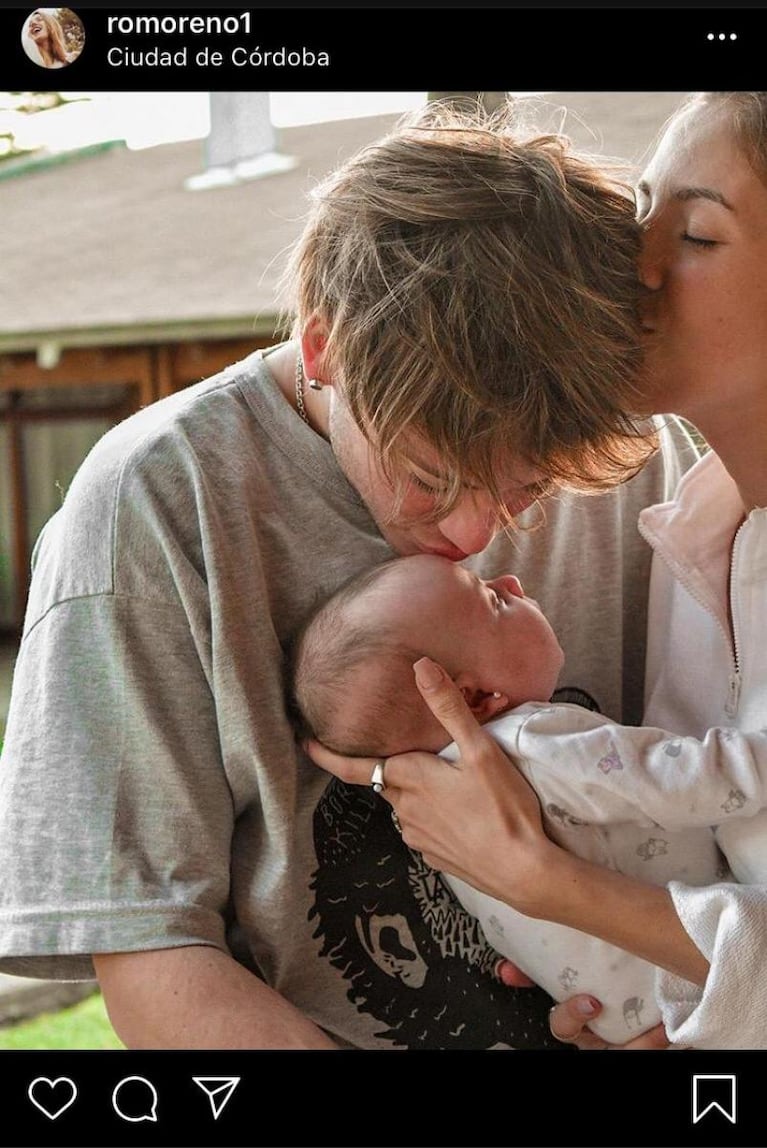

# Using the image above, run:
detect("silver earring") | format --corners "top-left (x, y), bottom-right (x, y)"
top-left (307, 378), bottom-right (323, 391)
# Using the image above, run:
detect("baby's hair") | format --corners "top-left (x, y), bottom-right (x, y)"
top-left (286, 560), bottom-right (431, 756)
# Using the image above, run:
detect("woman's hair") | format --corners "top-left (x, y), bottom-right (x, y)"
top-left (280, 100), bottom-right (655, 523)
top-left (27, 9), bottom-right (70, 66)
top-left (680, 92), bottom-right (767, 183)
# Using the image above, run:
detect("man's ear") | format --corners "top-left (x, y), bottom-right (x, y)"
top-left (300, 315), bottom-right (330, 385)
top-left (455, 673), bottom-right (509, 724)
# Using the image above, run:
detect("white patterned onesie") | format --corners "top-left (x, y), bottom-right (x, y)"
top-left (440, 702), bottom-right (767, 1044)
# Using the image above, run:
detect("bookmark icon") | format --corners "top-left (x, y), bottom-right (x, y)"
top-left (692, 1074), bottom-right (737, 1124)
top-left (192, 1077), bottom-right (240, 1120)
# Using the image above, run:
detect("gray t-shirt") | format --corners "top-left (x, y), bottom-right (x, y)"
top-left (0, 349), bottom-right (695, 1048)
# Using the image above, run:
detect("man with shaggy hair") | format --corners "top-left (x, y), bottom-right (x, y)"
top-left (0, 104), bottom-right (692, 1049)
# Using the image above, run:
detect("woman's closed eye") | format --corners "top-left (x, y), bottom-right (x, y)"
top-left (682, 232), bottom-right (719, 249)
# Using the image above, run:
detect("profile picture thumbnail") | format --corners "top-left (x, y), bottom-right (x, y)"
top-left (21, 8), bottom-right (85, 69)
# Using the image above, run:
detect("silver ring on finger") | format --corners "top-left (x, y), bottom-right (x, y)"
top-left (370, 760), bottom-right (387, 794)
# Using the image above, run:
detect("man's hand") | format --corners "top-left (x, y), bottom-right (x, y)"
top-left (494, 958), bottom-right (536, 988)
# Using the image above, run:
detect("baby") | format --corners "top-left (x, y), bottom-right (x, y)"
top-left (289, 554), bottom-right (767, 1045)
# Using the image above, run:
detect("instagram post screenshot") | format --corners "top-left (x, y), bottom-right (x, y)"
top-left (0, 4), bottom-right (766, 1146)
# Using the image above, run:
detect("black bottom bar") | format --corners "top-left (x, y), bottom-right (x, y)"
top-left (3, 1049), bottom-right (766, 1148)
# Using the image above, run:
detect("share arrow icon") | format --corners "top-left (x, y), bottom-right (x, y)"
top-left (192, 1077), bottom-right (241, 1120)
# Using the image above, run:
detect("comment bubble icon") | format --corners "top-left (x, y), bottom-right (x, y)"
top-left (112, 1075), bottom-right (159, 1123)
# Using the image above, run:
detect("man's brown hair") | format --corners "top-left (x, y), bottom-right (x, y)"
top-left (281, 101), bottom-right (654, 522)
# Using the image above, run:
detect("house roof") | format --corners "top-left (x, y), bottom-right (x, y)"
top-left (0, 92), bottom-right (685, 353)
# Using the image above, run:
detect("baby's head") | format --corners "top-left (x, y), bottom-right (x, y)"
top-left (289, 554), bottom-right (564, 757)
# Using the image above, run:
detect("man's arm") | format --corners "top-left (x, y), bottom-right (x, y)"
top-left (94, 947), bottom-right (339, 1049)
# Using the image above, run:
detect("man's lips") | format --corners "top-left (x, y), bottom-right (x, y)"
top-left (420, 544), bottom-right (469, 562)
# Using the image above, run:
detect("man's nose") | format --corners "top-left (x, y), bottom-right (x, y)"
top-left (438, 493), bottom-right (501, 556)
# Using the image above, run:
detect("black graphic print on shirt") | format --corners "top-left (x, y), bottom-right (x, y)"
top-left (309, 778), bottom-right (563, 1050)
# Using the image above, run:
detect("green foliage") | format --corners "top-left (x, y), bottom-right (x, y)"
top-left (0, 992), bottom-right (123, 1050)
top-left (56, 8), bottom-right (85, 56)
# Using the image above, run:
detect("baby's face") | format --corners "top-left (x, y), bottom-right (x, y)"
top-left (362, 554), bottom-right (564, 709)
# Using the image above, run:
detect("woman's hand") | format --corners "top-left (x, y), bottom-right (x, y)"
top-left (306, 655), bottom-right (561, 916)
top-left (306, 655), bottom-right (700, 1042)
top-left (548, 995), bottom-right (671, 1050)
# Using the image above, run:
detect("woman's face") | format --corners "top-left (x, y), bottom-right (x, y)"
top-left (27, 11), bottom-right (48, 41)
top-left (637, 101), bottom-right (767, 422)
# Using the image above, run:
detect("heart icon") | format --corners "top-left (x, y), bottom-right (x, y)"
top-left (28, 1077), bottom-right (78, 1120)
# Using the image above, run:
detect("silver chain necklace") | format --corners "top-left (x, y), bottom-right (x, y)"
top-left (295, 350), bottom-right (310, 426)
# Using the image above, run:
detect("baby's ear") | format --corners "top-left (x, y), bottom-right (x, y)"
top-left (457, 683), bottom-right (509, 724)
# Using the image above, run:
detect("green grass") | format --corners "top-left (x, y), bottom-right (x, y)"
top-left (0, 991), bottom-right (124, 1049)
